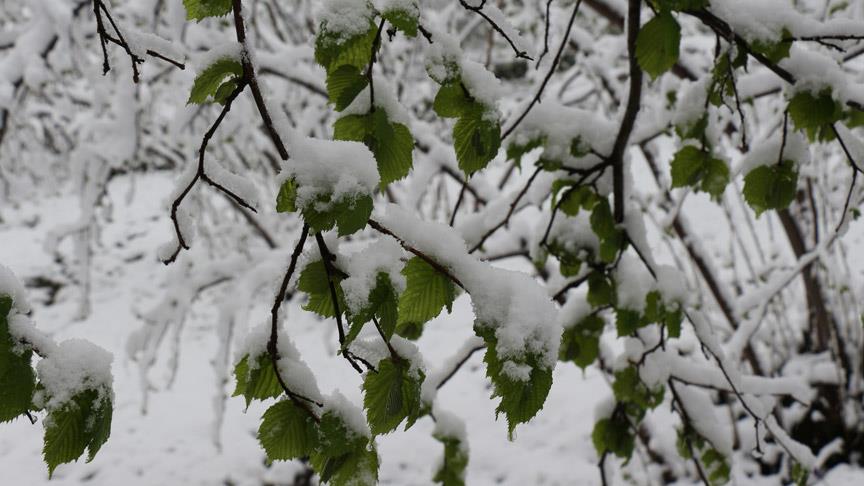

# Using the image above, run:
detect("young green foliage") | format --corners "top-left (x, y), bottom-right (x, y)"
top-left (188, 58), bottom-right (243, 105)
top-left (677, 428), bottom-right (731, 485)
top-left (258, 399), bottom-right (319, 461)
top-left (382, 2), bottom-right (420, 38)
top-left (743, 160), bottom-right (798, 216)
top-left (346, 273), bottom-right (400, 344)
top-left (276, 178), bottom-right (374, 236)
top-left (636, 10), bottom-right (681, 79)
top-left (559, 314), bottom-right (604, 369)
top-left (670, 145), bottom-right (729, 200)
top-left (434, 81), bottom-right (501, 176)
top-left (0, 295), bottom-right (35, 423)
top-left (298, 260), bottom-right (347, 318)
top-left (309, 411), bottom-right (378, 486)
top-left (42, 389), bottom-right (113, 477)
top-left (396, 257), bottom-right (458, 339)
top-left (183, 0), bottom-right (233, 21)
top-left (475, 325), bottom-right (553, 438)
top-left (432, 435), bottom-right (469, 486)
top-left (326, 65), bottom-right (369, 112)
top-left (592, 413), bottom-right (635, 459)
top-left (788, 89), bottom-right (843, 142)
top-left (232, 353), bottom-right (282, 408)
top-left (362, 358), bottom-right (425, 435)
top-left (316, 16), bottom-right (377, 110)
top-left (334, 110), bottom-right (414, 186)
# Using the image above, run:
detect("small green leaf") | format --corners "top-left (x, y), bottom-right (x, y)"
top-left (587, 272), bottom-right (615, 308)
top-left (396, 257), bottom-right (458, 338)
top-left (383, 6), bottom-right (419, 37)
top-left (183, 0), bottom-right (232, 21)
top-left (559, 314), bottom-right (604, 368)
top-left (258, 399), bottom-right (318, 461)
top-left (743, 160), bottom-right (798, 216)
top-left (232, 354), bottom-right (282, 408)
top-left (636, 10), bottom-right (681, 79)
top-left (43, 390), bottom-right (112, 477)
top-left (315, 26), bottom-right (377, 73)
top-left (592, 415), bottom-right (635, 459)
top-left (188, 58), bottom-right (243, 105)
top-left (788, 89), bottom-right (843, 141)
top-left (363, 358), bottom-right (424, 435)
top-left (434, 82), bottom-right (471, 118)
top-left (432, 435), bottom-right (468, 486)
top-left (334, 111), bottom-right (415, 186)
top-left (298, 260), bottom-right (346, 318)
top-left (347, 273), bottom-right (400, 344)
top-left (751, 28), bottom-right (793, 64)
top-left (453, 106), bottom-right (501, 176)
top-left (276, 178), bottom-right (297, 213)
top-left (327, 65), bottom-right (369, 111)
top-left (670, 146), bottom-right (729, 200)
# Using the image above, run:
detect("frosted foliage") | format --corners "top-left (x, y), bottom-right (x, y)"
top-left (323, 391), bottom-right (371, 439)
top-left (342, 236), bottom-right (406, 314)
top-left (281, 135), bottom-right (379, 208)
top-left (317, 0), bottom-right (375, 40)
top-left (35, 339), bottom-right (114, 411)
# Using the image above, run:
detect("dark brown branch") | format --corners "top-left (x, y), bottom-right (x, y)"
top-left (367, 219), bottom-right (466, 290)
top-left (610, 0), bottom-right (644, 224)
top-left (267, 224), bottom-right (323, 415)
top-left (458, 0), bottom-right (533, 60)
top-left (366, 18), bottom-right (386, 110)
top-left (231, 0), bottom-right (290, 160)
top-left (313, 232), bottom-right (364, 374)
top-left (436, 345), bottom-right (485, 390)
top-left (162, 82), bottom-right (254, 264)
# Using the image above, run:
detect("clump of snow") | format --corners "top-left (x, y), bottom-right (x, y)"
top-left (0, 264), bottom-right (30, 313)
top-left (655, 265), bottom-right (689, 306)
top-left (8, 314), bottom-right (57, 356)
top-left (735, 131), bottom-right (809, 175)
top-left (614, 255), bottom-right (655, 313)
top-left (350, 335), bottom-right (425, 378)
top-left (341, 236), bottom-right (407, 315)
top-left (424, 26), bottom-right (463, 83)
top-left (317, 0), bottom-right (375, 42)
top-left (204, 159), bottom-right (260, 210)
top-left (323, 390), bottom-right (371, 439)
top-left (341, 78), bottom-right (413, 127)
top-left (675, 384), bottom-right (734, 456)
top-left (530, 212), bottom-right (599, 264)
top-left (280, 134), bottom-right (379, 210)
top-left (236, 322), bottom-right (322, 403)
top-left (34, 339), bottom-right (114, 411)
top-left (501, 360), bottom-right (532, 382)
top-left (432, 407), bottom-right (468, 443)
top-left (124, 28), bottom-right (184, 62)
top-left (556, 289), bottom-right (592, 329)
top-left (508, 102), bottom-right (615, 170)
top-left (373, 0), bottom-right (419, 18)
top-left (781, 47), bottom-right (850, 103)
top-left (672, 78), bottom-right (709, 132)
top-left (377, 203), bottom-right (560, 370)
top-left (459, 60), bottom-right (504, 111)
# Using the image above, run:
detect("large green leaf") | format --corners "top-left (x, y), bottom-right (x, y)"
top-left (347, 273), bottom-right (400, 344)
top-left (362, 358), bottom-right (424, 435)
top-left (258, 399), bottom-right (318, 461)
top-left (743, 160), bottom-right (798, 216)
top-left (43, 390), bottom-right (113, 477)
top-left (670, 145), bottom-right (729, 200)
top-left (298, 260), bottom-right (346, 318)
top-left (187, 58), bottom-right (243, 105)
top-left (396, 257), bottom-right (458, 338)
top-left (232, 354), bottom-right (282, 408)
top-left (636, 10), bottom-right (681, 79)
top-left (334, 110), bottom-right (414, 186)
top-left (453, 106), bottom-right (501, 176)
top-left (788, 89), bottom-right (843, 142)
top-left (326, 65), bottom-right (369, 111)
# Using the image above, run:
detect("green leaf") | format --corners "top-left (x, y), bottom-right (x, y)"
top-left (506, 136), bottom-right (545, 167)
top-left (670, 146), bottom-right (729, 200)
top-left (300, 193), bottom-right (373, 236)
top-left (232, 354), bottom-right (282, 408)
top-left (313, 445), bottom-right (379, 486)
top-left (751, 28), bottom-right (793, 64)
top-left (788, 89), bottom-right (843, 141)
top-left (334, 111), bottom-right (415, 186)
top-left (559, 186), bottom-right (598, 217)
top-left (383, 6), bottom-right (419, 37)
top-left (592, 415), bottom-right (635, 459)
top-left (0, 296), bottom-right (35, 423)
top-left (434, 82), bottom-right (471, 118)
top-left (298, 260), bottom-right (346, 318)
top-left (612, 367), bottom-right (664, 409)
top-left (326, 65), bottom-right (369, 111)
top-left (453, 105), bottom-right (501, 176)
top-left (188, 58), bottom-right (243, 105)
top-left (276, 178), bottom-right (297, 213)
top-left (559, 314), bottom-right (604, 368)
top-left (347, 273), bottom-right (400, 344)
top-left (636, 10), bottom-right (681, 79)
top-left (396, 257), bottom-right (458, 337)
top-left (183, 0), bottom-right (232, 21)
top-left (743, 160), bottom-right (799, 216)
top-left (315, 26), bottom-right (377, 73)
top-left (476, 325), bottom-right (553, 438)
top-left (258, 399), bottom-right (318, 461)
top-left (616, 309), bottom-right (642, 336)
top-left (362, 358), bottom-right (424, 435)
top-left (587, 272), bottom-right (615, 308)
top-left (43, 390), bottom-right (112, 477)
top-left (432, 436), bottom-right (468, 486)
top-left (590, 199), bottom-right (624, 263)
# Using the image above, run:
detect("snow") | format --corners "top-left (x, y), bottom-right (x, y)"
top-left (341, 78), bottom-right (413, 127)
top-left (341, 236), bottom-right (406, 315)
top-left (34, 339), bottom-right (114, 412)
top-left (279, 135), bottom-right (379, 209)
top-left (322, 391), bottom-right (371, 439)
top-left (613, 254), bottom-right (654, 313)
top-left (316, 0), bottom-right (375, 41)
top-left (735, 131), bottom-right (809, 176)
top-left (194, 42), bottom-right (243, 71)
top-left (0, 264), bottom-right (31, 313)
